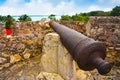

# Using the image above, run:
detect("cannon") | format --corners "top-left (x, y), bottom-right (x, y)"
top-left (49, 21), bottom-right (111, 75)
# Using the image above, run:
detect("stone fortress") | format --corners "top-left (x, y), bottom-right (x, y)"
top-left (0, 17), bottom-right (120, 80)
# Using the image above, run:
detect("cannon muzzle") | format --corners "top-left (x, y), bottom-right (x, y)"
top-left (49, 21), bottom-right (111, 75)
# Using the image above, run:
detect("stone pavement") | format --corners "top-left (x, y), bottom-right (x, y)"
top-left (0, 55), bottom-right (65, 80)
top-left (0, 55), bottom-right (42, 80)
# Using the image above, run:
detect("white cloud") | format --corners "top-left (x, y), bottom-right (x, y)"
top-left (111, 0), bottom-right (120, 3)
top-left (98, 0), bottom-right (120, 4)
top-left (0, 0), bottom-right (115, 16)
top-left (0, 0), bottom-right (81, 15)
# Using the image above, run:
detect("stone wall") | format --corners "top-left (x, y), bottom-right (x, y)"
top-left (0, 24), bottom-right (6, 37)
top-left (60, 21), bottom-right (85, 34)
top-left (0, 22), bottom-right (87, 80)
top-left (0, 21), bottom-right (48, 70)
top-left (0, 17), bottom-right (120, 80)
top-left (86, 17), bottom-right (120, 64)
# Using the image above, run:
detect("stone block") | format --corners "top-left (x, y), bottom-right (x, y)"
top-left (37, 72), bottom-right (64, 80)
top-left (41, 33), bottom-right (59, 73)
top-left (10, 54), bottom-right (21, 63)
top-left (23, 53), bottom-right (31, 59)
top-left (57, 43), bottom-right (75, 80)
top-left (22, 29), bottom-right (30, 34)
top-left (41, 33), bottom-right (76, 80)
top-left (0, 57), bottom-right (7, 64)
top-left (76, 69), bottom-right (87, 80)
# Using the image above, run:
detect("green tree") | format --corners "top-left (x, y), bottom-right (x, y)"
top-left (18, 14), bottom-right (32, 22)
top-left (0, 16), bottom-right (8, 23)
top-left (82, 16), bottom-right (89, 22)
top-left (84, 11), bottom-right (110, 16)
top-left (81, 13), bottom-right (87, 16)
top-left (72, 14), bottom-right (83, 21)
top-left (5, 15), bottom-right (15, 29)
top-left (60, 14), bottom-right (89, 22)
top-left (60, 15), bottom-right (72, 21)
top-left (48, 14), bottom-right (56, 21)
top-left (72, 14), bottom-right (89, 22)
top-left (87, 11), bottom-right (102, 16)
top-left (110, 6), bottom-right (120, 16)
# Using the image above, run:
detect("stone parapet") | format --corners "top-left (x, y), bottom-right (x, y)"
top-left (0, 21), bottom-right (46, 70)
top-left (86, 17), bottom-right (120, 63)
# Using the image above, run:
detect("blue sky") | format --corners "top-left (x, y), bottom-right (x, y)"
top-left (0, 0), bottom-right (119, 15)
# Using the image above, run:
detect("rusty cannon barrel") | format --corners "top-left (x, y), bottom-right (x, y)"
top-left (49, 21), bottom-right (111, 75)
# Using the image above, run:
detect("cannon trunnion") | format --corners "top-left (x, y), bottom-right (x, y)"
top-left (49, 21), bottom-right (111, 75)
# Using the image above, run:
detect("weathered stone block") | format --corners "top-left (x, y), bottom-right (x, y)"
top-left (10, 54), bottom-right (21, 63)
top-left (23, 53), bottom-right (31, 59)
top-left (57, 43), bottom-right (75, 80)
top-left (37, 72), bottom-right (64, 80)
top-left (41, 33), bottom-right (59, 73)
top-left (0, 57), bottom-right (7, 64)
top-left (22, 29), bottom-right (30, 34)
top-left (41, 33), bottom-right (76, 80)
top-left (76, 69), bottom-right (87, 80)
